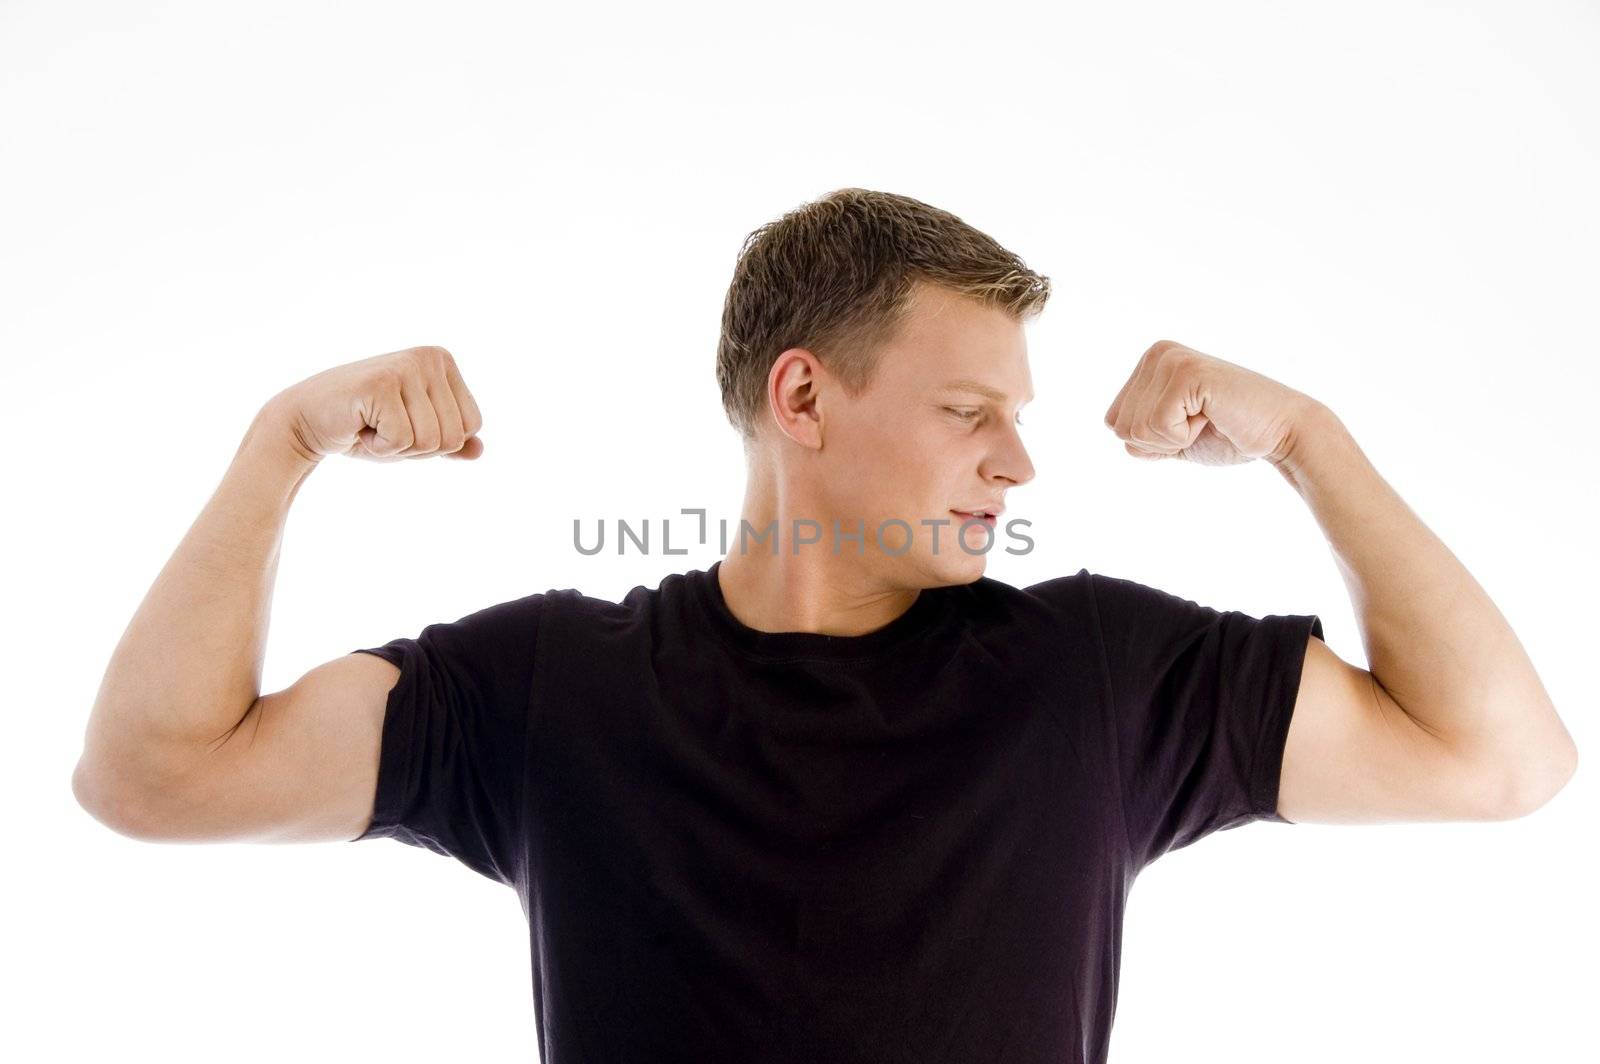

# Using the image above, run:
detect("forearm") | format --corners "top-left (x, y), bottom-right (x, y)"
top-left (1270, 399), bottom-right (1577, 800)
top-left (77, 403), bottom-right (321, 793)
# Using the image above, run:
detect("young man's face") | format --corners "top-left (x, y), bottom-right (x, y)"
top-left (813, 280), bottom-right (1036, 586)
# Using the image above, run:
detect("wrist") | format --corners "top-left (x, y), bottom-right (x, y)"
top-left (1267, 396), bottom-right (1330, 472)
top-left (236, 402), bottom-right (322, 483)
top-left (1267, 397), bottom-right (1360, 491)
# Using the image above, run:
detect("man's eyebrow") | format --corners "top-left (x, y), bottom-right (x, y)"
top-left (936, 379), bottom-right (1034, 404)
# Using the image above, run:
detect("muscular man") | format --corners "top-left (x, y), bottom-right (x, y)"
top-left (73, 187), bottom-right (1577, 1063)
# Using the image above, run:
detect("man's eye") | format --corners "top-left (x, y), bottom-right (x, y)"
top-left (945, 407), bottom-right (981, 421)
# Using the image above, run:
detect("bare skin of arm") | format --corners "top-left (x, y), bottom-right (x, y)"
top-left (1270, 399), bottom-right (1578, 822)
top-left (72, 345), bottom-right (484, 843)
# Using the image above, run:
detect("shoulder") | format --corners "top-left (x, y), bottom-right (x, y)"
top-left (957, 568), bottom-right (1218, 649)
top-left (942, 568), bottom-right (1102, 654)
top-left (959, 566), bottom-right (1096, 623)
top-left (529, 570), bottom-right (695, 640)
top-left (1032, 569), bottom-right (1215, 628)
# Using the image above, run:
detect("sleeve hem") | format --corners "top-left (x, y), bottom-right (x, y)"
top-left (1248, 613), bottom-right (1324, 824)
top-left (347, 645), bottom-right (411, 843)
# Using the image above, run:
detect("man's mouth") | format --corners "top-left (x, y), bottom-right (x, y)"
top-left (951, 509), bottom-right (999, 528)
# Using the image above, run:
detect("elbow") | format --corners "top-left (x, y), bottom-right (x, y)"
top-left (1493, 734), bottom-right (1579, 820)
top-left (72, 756), bottom-right (159, 841)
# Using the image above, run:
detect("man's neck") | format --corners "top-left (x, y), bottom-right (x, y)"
top-left (715, 547), bottom-right (920, 638)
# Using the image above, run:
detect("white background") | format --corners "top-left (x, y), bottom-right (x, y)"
top-left (3, 1), bottom-right (1595, 1060)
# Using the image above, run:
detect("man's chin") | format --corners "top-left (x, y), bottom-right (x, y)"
top-left (923, 548), bottom-right (988, 586)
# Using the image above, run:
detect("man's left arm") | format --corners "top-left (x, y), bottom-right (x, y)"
top-left (1103, 340), bottom-right (1578, 823)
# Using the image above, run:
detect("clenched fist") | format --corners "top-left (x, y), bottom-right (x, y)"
top-left (262, 346), bottom-right (485, 464)
top-left (1102, 339), bottom-right (1316, 467)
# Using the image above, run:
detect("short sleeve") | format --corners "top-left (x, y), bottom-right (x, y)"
top-left (347, 592), bottom-right (546, 889)
top-left (1086, 572), bottom-right (1323, 871)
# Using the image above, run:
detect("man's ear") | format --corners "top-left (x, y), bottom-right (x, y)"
top-left (767, 347), bottom-right (825, 449)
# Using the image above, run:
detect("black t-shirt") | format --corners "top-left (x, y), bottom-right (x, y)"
top-left (350, 561), bottom-right (1321, 1063)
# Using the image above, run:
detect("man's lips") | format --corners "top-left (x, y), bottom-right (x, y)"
top-left (951, 509), bottom-right (999, 527)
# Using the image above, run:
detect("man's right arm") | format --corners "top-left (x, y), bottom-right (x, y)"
top-left (71, 345), bottom-right (483, 844)
top-left (74, 646), bottom-right (404, 845)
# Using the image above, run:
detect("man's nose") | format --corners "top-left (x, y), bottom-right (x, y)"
top-left (988, 424), bottom-right (1035, 486)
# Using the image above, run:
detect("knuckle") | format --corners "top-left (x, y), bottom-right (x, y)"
top-left (371, 369), bottom-right (408, 405)
top-left (379, 359), bottom-right (415, 387)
